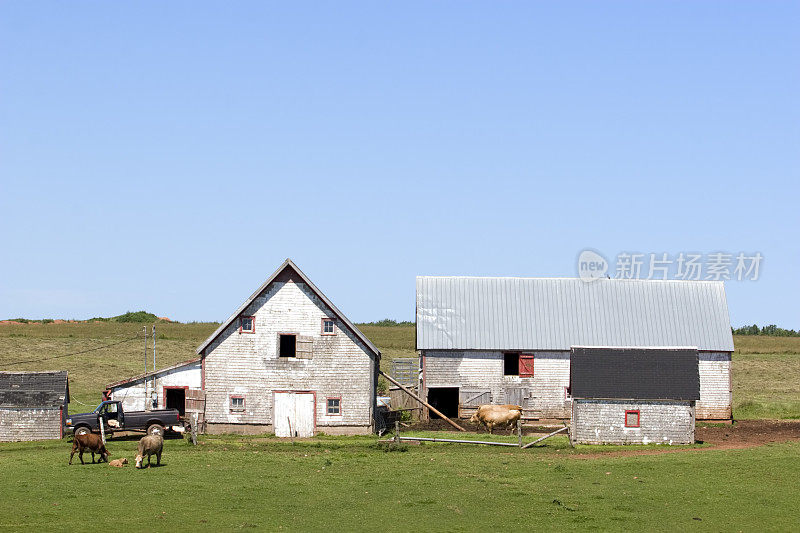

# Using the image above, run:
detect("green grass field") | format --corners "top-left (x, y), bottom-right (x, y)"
top-left (1, 322), bottom-right (798, 418)
top-left (1, 435), bottom-right (799, 530)
top-left (1, 323), bottom-right (799, 530)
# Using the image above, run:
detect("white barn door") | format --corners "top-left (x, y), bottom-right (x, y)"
top-left (273, 392), bottom-right (315, 438)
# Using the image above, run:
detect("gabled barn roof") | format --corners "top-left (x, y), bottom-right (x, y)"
top-left (570, 347), bottom-right (700, 400)
top-left (416, 277), bottom-right (734, 352)
top-left (0, 371), bottom-right (69, 408)
top-left (196, 259), bottom-right (380, 357)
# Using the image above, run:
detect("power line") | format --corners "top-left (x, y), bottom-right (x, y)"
top-left (0, 335), bottom-right (141, 368)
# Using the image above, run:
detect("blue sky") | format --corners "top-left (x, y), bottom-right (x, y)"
top-left (1, 2), bottom-right (797, 327)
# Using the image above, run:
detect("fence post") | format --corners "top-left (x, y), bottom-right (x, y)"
top-left (98, 415), bottom-right (106, 445)
top-left (191, 412), bottom-right (198, 446)
top-left (517, 420), bottom-right (522, 447)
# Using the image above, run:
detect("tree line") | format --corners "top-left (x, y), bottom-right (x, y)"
top-left (732, 324), bottom-right (800, 337)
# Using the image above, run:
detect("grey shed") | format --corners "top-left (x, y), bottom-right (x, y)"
top-left (0, 371), bottom-right (70, 442)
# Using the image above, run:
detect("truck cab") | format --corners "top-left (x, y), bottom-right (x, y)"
top-left (95, 401), bottom-right (125, 429)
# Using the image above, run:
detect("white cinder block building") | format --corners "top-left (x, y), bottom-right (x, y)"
top-left (196, 259), bottom-right (381, 436)
top-left (570, 347), bottom-right (700, 445)
top-left (105, 358), bottom-right (202, 414)
top-left (416, 277), bottom-right (734, 421)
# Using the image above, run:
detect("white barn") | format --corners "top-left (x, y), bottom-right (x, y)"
top-left (105, 358), bottom-right (202, 415)
top-left (416, 277), bottom-right (734, 421)
top-left (196, 259), bottom-right (381, 436)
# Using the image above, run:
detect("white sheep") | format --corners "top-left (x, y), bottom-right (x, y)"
top-left (135, 434), bottom-right (163, 468)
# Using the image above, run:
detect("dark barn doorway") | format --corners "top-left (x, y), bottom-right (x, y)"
top-left (427, 387), bottom-right (459, 419)
top-left (165, 387), bottom-right (186, 416)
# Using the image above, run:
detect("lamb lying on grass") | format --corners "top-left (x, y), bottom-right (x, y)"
top-left (135, 434), bottom-right (163, 468)
top-left (108, 458), bottom-right (128, 467)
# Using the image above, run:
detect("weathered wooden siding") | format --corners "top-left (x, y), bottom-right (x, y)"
top-left (422, 350), bottom-right (571, 418)
top-left (0, 407), bottom-right (62, 441)
top-left (697, 351), bottom-right (732, 420)
top-left (110, 363), bottom-right (202, 412)
top-left (203, 280), bottom-right (375, 433)
top-left (572, 399), bottom-right (695, 445)
top-left (423, 350), bottom-right (732, 420)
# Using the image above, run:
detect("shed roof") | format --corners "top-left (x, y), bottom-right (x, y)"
top-left (0, 371), bottom-right (69, 408)
top-left (416, 277), bottom-right (733, 352)
top-left (569, 347), bottom-right (700, 400)
top-left (196, 259), bottom-right (380, 358)
top-left (106, 358), bottom-right (201, 390)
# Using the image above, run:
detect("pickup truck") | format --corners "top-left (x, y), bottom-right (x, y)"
top-left (66, 400), bottom-right (184, 438)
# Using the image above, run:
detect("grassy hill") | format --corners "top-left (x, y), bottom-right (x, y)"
top-left (0, 320), bottom-right (797, 418)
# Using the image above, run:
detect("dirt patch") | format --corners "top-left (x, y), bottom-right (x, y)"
top-left (696, 419), bottom-right (800, 448)
top-left (567, 419), bottom-right (800, 459)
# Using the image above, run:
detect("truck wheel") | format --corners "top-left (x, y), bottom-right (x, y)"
top-left (74, 426), bottom-right (91, 436)
top-left (147, 424), bottom-right (164, 437)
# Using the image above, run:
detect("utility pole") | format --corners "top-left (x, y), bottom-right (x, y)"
top-left (152, 324), bottom-right (157, 409)
top-left (143, 326), bottom-right (148, 410)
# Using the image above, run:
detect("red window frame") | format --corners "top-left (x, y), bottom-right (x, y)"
top-left (230, 395), bottom-right (246, 411)
top-left (163, 385), bottom-right (189, 411)
top-left (326, 397), bottom-right (342, 416)
top-left (625, 409), bottom-right (640, 428)
top-left (321, 318), bottom-right (336, 336)
top-left (519, 354), bottom-right (535, 378)
top-left (239, 316), bottom-right (255, 334)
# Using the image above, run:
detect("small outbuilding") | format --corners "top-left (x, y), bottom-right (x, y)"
top-left (569, 347), bottom-right (700, 445)
top-left (105, 358), bottom-right (202, 415)
top-left (0, 371), bottom-right (69, 442)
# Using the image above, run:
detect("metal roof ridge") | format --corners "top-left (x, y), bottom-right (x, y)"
top-left (415, 276), bottom-right (725, 284)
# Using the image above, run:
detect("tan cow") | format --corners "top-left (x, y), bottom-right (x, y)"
top-left (135, 434), bottom-right (163, 468)
top-left (470, 404), bottom-right (523, 434)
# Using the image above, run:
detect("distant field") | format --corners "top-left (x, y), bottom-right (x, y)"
top-left (0, 322), bottom-right (797, 418)
top-left (0, 322), bottom-right (217, 408)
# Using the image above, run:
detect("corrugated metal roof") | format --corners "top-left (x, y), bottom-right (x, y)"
top-left (0, 371), bottom-right (69, 408)
top-left (416, 277), bottom-right (734, 352)
top-left (197, 259), bottom-right (380, 358)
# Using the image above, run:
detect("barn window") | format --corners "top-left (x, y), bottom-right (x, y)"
top-left (279, 334), bottom-right (297, 357)
top-left (503, 353), bottom-right (519, 375)
top-left (625, 410), bottom-right (640, 428)
top-left (230, 396), bottom-right (245, 411)
top-left (321, 318), bottom-right (336, 335)
top-left (240, 316), bottom-right (255, 333)
top-left (326, 398), bottom-right (341, 415)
